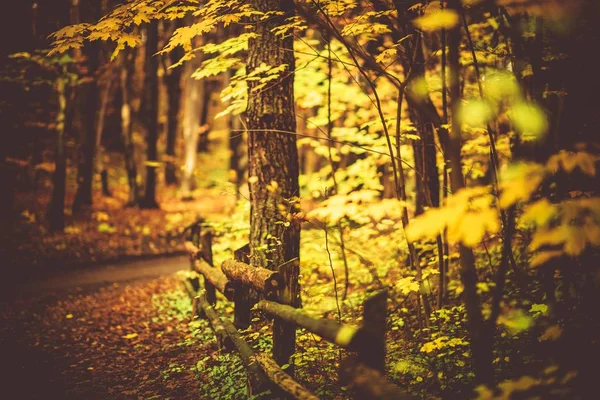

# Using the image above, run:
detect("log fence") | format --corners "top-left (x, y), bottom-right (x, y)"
top-left (182, 222), bottom-right (414, 400)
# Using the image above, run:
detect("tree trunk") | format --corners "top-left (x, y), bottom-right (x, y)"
top-left (196, 79), bottom-right (212, 153)
top-left (164, 20), bottom-right (184, 186)
top-left (96, 68), bottom-right (114, 197)
top-left (247, 0), bottom-right (301, 368)
top-left (72, 0), bottom-right (99, 213)
top-left (179, 50), bottom-right (203, 197)
top-left (228, 111), bottom-right (245, 197)
top-left (48, 78), bottom-right (68, 232)
top-left (140, 20), bottom-right (160, 209)
top-left (120, 49), bottom-right (140, 205)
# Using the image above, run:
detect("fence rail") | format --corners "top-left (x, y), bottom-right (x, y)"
top-left (182, 222), bottom-right (414, 399)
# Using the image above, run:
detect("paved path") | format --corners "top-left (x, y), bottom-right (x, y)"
top-left (4, 255), bottom-right (189, 301)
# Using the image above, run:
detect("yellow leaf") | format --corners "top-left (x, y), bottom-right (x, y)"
top-left (564, 227), bottom-right (586, 256)
top-left (530, 250), bottom-right (563, 267)
top-left (521, 199), bottom-right (557, 226)
top-left (459, 100), bottom-right (493, 127)
top-left (511, 103), bottom-right (548, 141)
top-left (413, 9), bottom-right (459, 31)
top-left (375, 48), bottom-right (397, 64)
top-left (499, 163), bottom-right (545, 208)
top-left (529, 226), bottom-right (569, 251)
top-left (122, 333), bottom-right (138, 339)
top-left (66, 314), bottom-right (73, 319)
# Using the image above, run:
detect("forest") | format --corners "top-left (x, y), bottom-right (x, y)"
top-left (0, 0), bottom-right (598, 399)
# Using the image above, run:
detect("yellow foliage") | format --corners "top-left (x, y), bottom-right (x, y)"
top-left (547, 150), bottom-right (598, 176)
top-left (413, 9), bottom-right (460, 32)
top-left (520, 199), bottom-right (557, 226)
top-left (459, 100), bottom-right (493, 128)
top-left (530, 250), bottom-right (563, 267)
top-left (499, 163), bottom-right (546, 208)
top-left (407, 186), bottom-right (500, 247)
top-left (511, 103), bottom-right (548, 141)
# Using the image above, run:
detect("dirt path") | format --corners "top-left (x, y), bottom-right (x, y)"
top-left (0, 256), bottom-right (215, 399)
top-left (4, 255), bottom-right (189, 301)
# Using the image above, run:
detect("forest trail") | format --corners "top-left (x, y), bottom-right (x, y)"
top-left (0, 256), bottom-right (207, 399)
top-left (5, 254), bottom-right (189, 301)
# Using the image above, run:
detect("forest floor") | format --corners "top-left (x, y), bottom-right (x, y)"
top-left (0, 255), bottom-right (370, 399)
top-left (0, 270), bottom-right (205, 399)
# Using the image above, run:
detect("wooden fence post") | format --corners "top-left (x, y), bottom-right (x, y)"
top-left (200, 230), bottom-right (216, 306)
top-left (190, 223), bottom-right (201, 291)
top-left (273, 259), bottom-right (300, 375)
top-left (359, 289), bottom-right (387, 373)
top-left (233, 244), bottom-right (251, 329)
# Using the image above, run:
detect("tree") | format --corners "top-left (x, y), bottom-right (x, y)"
top-left (72, 0), bottom-right (100, 213)
top-left (164, 19), bottom-right (184, 186)
top-left (139, 20), bottom-right (160, 209)
top-left (119, 47), bottom-right (141, 206)
top-left (246, 0), bottom-right (301, 368)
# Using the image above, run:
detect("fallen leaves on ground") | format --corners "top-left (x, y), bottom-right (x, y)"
top-left (0, 275), bottom-right (216, 399)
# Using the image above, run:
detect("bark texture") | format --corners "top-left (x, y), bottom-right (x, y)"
top-left (247, 0), bottom-right (301, 367)
top-left (140, 20), bottom-right (160, 209)
top-left (119, 49), bottom-right (140, 205)
top-left (253, 354), bottom-right (318, 400)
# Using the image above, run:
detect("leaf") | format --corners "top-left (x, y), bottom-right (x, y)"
top-left (498, 309), bottom-right (533, 335)
top-left (375, 48), bottom-right (397, 64)
top-left (530, 250), bottom-right (563, 267)
top-left (511, 103), bottom-right (548, 141)
top-left (499, 163), bottom-right (546, 208)
top-left (396, 277), bottom-right (420, 296)
top-left (413, 9), bottom-right (459, 31)
top-left (459, 100), bottom-right (493, 127)
top-left (520, 199), bottom-right (557, 226)
top-left (122, 333), bottom-right (138, 339)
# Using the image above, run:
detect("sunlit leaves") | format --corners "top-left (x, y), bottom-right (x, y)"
top-left (420, 336), bottom-right (469, 354)
top-left (483, 70), bottom-right (519, 102)
top-left (396, 277), bottom-right (420, 296)
top-left (407, 76), bottom-right (430, 102)
top-left (413, 9), bottom-right (459, 32)
top-left (511, 103), bottom-right (548, 141)
top-left (497, 308), bottom-right (533, 335)
top-left (459, 100), bottom-right (493, 127)
top-left (406, 186), bottom-right (500, 247)
top-left (546, 150), bottom-right (598, 176)
top-left (499, 162), bottom-right (545, 208)
top-left (520, 199), bottom-right (557, 227)
top-left (341, 22), bottom-right (391, 37)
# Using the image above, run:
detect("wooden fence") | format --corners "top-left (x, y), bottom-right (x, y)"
top-left (182, 222), bottom-right (414, 399)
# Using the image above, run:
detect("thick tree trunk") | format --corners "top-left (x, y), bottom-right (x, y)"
top-left (247, 0), bottom-right (301, 368)
top-left (140, 20), bottom-right (160, 209)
